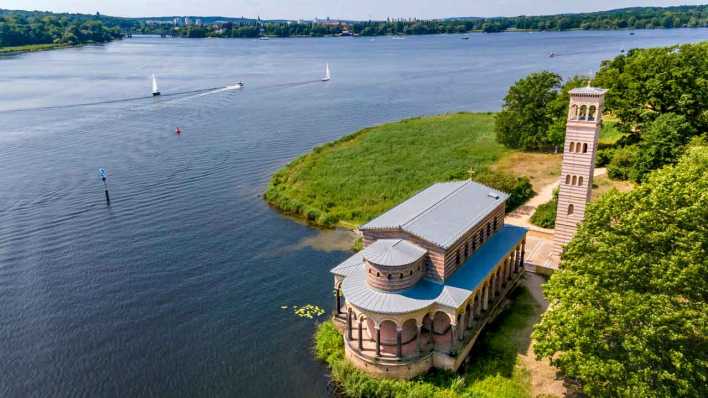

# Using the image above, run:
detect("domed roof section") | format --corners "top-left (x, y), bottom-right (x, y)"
top-left (362, 239), bottom-right (426, 267)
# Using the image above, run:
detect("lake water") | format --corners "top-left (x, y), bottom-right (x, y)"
top-left (1, 29), bottom-right (706, 397)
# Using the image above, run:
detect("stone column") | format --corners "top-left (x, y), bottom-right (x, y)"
top-left (475, 294), bottom-right (482, 316)
top-left (335, 288), bottom-right (341, 315)
top-left (457, 314), bottom-right (464, 341)
top-left (375, 327), bottom-right (381, 357)
top-left (449, 323), bottom-right (456, 353)
top-left (416, 325), bottom-right (422, 356)
top-left (511, 250), bottom-right (516, 274)
top-left (520, 240), bottom-right (526, 271)
top-left (483, 283), bottom-right (489, 311)
top-left (396, 328), bottom-right (402, 358)
top-left (468, 301), bottom-right (474, 328)
top-left (347, 308), bottom-right (353, 340)
top-left (358, 319), bottom-right (363, 351)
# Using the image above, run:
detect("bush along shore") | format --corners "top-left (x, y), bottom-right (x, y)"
top-left (264, 113), bottom-right (534, 228)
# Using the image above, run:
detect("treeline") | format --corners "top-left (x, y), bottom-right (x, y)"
top-left (0, 13), bottom-right (122, 47)
top-left (495, 40), bottom-right (707, 183)
top-left (154, 5), bottom-right (708, 38)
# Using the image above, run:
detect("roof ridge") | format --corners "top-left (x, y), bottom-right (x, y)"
top-left (401, 181), bottom-right (468, 229)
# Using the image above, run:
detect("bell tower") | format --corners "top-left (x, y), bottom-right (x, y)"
top-left (552, 86), bottom-right (607, 256)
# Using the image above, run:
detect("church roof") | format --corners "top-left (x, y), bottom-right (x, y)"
top-left (359, 180), bottom-right (508, 249)
top-left (334, 225), bottom-right (527, 314)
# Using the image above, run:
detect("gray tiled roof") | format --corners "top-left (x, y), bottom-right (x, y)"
top-left (362, 239), bottom-right (426, 267)
top-left (569, 86), bottom-right (608, 96)
top-left (360, 180), bottom-right (508, 249)
top-left (335, 225), bottom-right (527, 314)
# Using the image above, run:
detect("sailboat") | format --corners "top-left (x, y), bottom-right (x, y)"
top-left (321, 63), bottom-right (331, 82)
top-left (151, 74), bottom-right (160, 96)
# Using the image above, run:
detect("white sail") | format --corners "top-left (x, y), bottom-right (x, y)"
top-left (152, 74), bottom-right (160, 95)
top-left (322, 63), bottom-right (331, 81)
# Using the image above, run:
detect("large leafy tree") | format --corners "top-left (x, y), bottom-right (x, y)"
top-left (533, 145), bottom-right (708, 397)
top-left (593, 42), bottom-right (708, 141)
top-left (495, 71), bottom-right (562, 150)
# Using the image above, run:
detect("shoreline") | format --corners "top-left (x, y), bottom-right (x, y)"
top-left (0, 40), bottom-right (116, 56)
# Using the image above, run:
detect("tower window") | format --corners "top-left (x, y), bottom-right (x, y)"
top-left (572, 175), bottom-right (577, 185)
top-left (582, 143), bottom-right (588, 153)
top-left (570, 104), bottom-right (578, 120)
top-left (579, 105), bottom-right (587, 120)
top-left (565, 174), bottom-right (571, 184)
top-left (588, 106), bottom-right (597, 121)
top-left (569, 142), bottom-right (575, 152)
top-left (567, 204), bottom-right (574, 215)
top-left (579, 176), bottom-right (584, 186)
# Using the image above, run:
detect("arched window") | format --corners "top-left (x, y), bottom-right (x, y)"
top-left (486, 222), bottom-right (491, 236)
top-left (387, 273), bottom-right (391, 280)
top-left (409, 270), bottom-right (413, 276)
top-left (569, 142), bottom-right (575, 152)
top-left (456, 251), bottom-right (461, 265)
top-left (464, 244), bottom-right (469, 258)
top-left (578, 176), bottom-right (584, 186)
top-left (376, 272), bottom-right (380, 277)
top-left (572, 175), bottom-right (577, 185)
top-left (582, 143), bottom-right (588, 153)
top-left (565, 174), bottom-right (571, 184)
top-left (588, 105), bottom-right (597, 121)
top-left (493, 218), bottom-right (497, 231)
top-left (570, 104), bottom-right (578, 120)
top-left (399, 273), bottom-right (403, 279)
top-left (472, 238), bottom-right (477, 251)
top-left (368, 268), bottom-right (372, 274)
top-left (579, 105), bottom-right (587, 120)
top-left (567, 204), bottom-right (574, 215)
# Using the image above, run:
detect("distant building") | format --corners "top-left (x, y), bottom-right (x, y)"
top-left (195, 18), bottom-right (202, 25)
top-left (173, 17), bottom-right (179, 26)
top-left (552, 87), bottom-right (607, 256)
top-left (330, 181), bottom-right (527, 379)
top-left (184, 17), bottom-right (191, 26)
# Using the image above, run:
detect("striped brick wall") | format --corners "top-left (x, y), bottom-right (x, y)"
top-left (552, 92), bottom-right (606, 256)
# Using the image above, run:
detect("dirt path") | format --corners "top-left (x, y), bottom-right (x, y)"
top-left (520, 273), bottom-right (569, 398)
top-left (506, 168), bottom-right (607, 231)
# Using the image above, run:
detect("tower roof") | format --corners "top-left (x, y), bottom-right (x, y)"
top-left (569, 86), bottom-right (608, 96)
top-left (362, 239), bottom-right (426, 267)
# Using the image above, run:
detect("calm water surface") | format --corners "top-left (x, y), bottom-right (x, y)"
top-left (1, 30), bottom-right (706, 397)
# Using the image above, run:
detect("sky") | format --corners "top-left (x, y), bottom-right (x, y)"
top-left (2, 0), bottom-right (701, 20)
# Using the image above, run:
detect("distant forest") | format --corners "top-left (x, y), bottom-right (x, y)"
top-left (1, 5), bottom-right (707, 47)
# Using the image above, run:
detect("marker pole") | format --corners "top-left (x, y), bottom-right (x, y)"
top-left (102, 177), bottom-right (111, 205)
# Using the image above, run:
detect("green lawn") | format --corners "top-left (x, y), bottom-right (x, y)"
top-left (315, 286), bottom-right (543, 398)
top-left (265, 112), bottom-right (517, 227)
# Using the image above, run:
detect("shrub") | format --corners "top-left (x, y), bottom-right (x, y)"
top-left (475, 171), bottom-right (535, 212)
top-left (606, 145), bottom-right (639, 180)
top-left (595, 147), bottom-right (615, 167)
top-left (529, 189), bottom-right (558, 228)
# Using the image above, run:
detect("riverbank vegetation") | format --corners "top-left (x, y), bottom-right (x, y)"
top-left (264, 113), bottom-right (534, 228)
top-left (533, 144), bottom-right (708, 397)
top-left (315, 286), bottom-right (545, 398)
top-left (155, 5), bottom-right (708, 38)
top-left (0, 12), bottom-right (122, 50)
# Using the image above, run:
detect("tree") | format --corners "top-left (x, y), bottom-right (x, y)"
top-left (631, 113), bottom-right (693, 181)
top-left (593, 42), bottom-right (708, 140)
top-left (533, 145), bottom-right (708, 397)
top-left (495, 71), bottom-right (561, 150)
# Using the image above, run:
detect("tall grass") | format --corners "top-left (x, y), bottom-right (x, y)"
top-left (265, 112), bottom-right (533, 227)
top-left (314, 287), bottom-right (541, 398)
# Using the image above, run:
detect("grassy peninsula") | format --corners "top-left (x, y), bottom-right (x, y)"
top-left (265, 113), bottom-right (536, 228)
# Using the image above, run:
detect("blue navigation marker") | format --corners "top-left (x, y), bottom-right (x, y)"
top-left (98, 168), bottom-right (110, 205)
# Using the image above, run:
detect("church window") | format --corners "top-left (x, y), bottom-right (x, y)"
top-left (567, 204), bottom-right (574, 215)
top-left (572, 175), bottom-right (577, 185)
top-left (578, 176), bottom-right (584, 186)
top-left (588, 106), bottom-right (597, 121)
top-left (569, 142), bottom-right (575, 152)
top-left (579, 105), bottom-right (587, 120)
top-left (583, 143), bottom-right (588, 153)
top-left (565, 174), bottom-right (571, 184)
